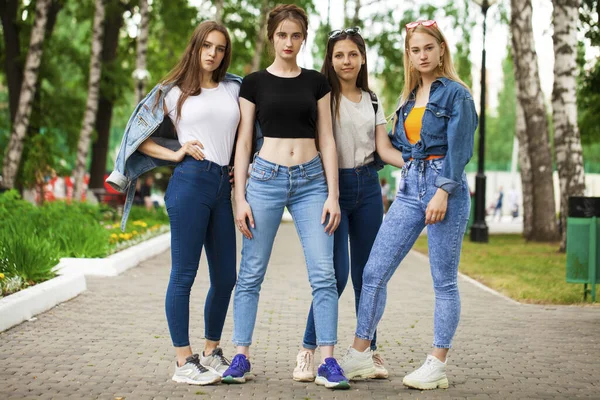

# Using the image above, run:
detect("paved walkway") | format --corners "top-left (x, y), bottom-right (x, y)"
top-left (1, 223), bottom-right (598, 399)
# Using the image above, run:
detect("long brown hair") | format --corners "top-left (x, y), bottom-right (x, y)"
top-left (321, 32), bottom-right (370, 120)
top-left (155, 21), bottom-right (232, 121)
top-left (266, 4), bottom-right (309, 44)
top-left (400, 22), bottom-right (470, 105)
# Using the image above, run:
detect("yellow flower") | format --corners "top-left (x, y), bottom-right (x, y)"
top-left (0, 273), bottom-right (4, 279)
top-left (132, 230), bottom-right (138, 235)
top-left (110, 233), bottom-right (118, 239)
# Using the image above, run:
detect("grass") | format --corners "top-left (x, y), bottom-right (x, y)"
top-left (412, 234), bottom-right (594, 305)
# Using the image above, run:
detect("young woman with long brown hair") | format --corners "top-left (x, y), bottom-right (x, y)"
top-left (134, 20), bottom-right (241, 385)
top-left (292, 27), bottom-right (405, 383)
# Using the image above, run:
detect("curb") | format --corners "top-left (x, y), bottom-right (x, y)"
top-left (0, 274), bottom-right (87, 332)
top-left (409, 249), bottom-right (521, 305)
top-left (54, 233), bottom-right (171, 277)
top-left (1, 232), bottom-right (171, 333)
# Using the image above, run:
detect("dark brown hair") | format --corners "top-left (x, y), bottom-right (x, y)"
top-left (266, 4), bottom-right (309, 44)
top-left (321, 32), bottom-right (370, 120)
top-left (155, 21), bottom-right (232, 121)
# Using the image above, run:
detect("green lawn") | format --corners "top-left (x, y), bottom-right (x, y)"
top-left (412, 234), bottom-right (596, 305)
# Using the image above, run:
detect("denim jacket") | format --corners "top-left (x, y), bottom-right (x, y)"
top-left (106, 73), bottom-right (256, 231)
top-left (390, 77), bottom-right (478, 195)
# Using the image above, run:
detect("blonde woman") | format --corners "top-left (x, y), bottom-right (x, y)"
top-left (339, 20), bottom-right (478, 390)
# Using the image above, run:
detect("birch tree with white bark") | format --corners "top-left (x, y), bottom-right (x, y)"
top-left (1, 0), bottom-right (52, 190)
top-left (552, 0), bottom-right (586, 251)
top-left (134, 0), bottom-right (150, 103)
top-left (73, 0), bottom-right (106, 200)
top-left (511, 0), bottom-right (559, 241)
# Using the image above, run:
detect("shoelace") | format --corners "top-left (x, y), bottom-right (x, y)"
top-left (187, 354), bottom-right (209, 373)
top-left (230, 355), bottom-right (248, 371)
top-left (373, 353), bottom-right (385, 367)
top-left (324, 358), bottom-right (345, 376)
top-left (212, 348), bottom-right (230, 366)
top-left (297, 351), bottom-right (312, 371)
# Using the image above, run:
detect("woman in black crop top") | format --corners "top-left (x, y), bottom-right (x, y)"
top-left (221, 4), bottom-right (348, 390)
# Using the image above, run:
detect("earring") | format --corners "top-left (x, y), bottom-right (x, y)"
top-left (409, 63), bottom-right (414, 72)
top-left (439, 59), bottom-right (443, 69)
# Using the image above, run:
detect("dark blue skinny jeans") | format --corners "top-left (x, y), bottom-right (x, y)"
top-left (302, 164), bottom-right (383, 351)
top-left (164, 156), bottom-right (236, 347)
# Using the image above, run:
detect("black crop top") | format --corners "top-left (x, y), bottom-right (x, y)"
top-left (239, 68), bottom-right (331, 139)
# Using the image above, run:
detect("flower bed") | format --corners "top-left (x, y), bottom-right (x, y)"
top-left (0, 190), bottom-right (169, 298)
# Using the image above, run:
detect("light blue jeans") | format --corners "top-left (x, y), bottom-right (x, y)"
top-left (232, 155), bottom-right (338, 347)
top-left (356, 159), bottom-right (470, 348)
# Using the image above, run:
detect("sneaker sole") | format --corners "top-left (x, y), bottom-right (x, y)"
top-left (172, 375), bottom-right (221, 386)
top-left (367, 370), bottom-right (389, 379)
top-left (402, 376), bottom-right (449, 390)
top-left (221, 374), bottom-right (250, 384)
top-left (292, 375), bottom-right (316, 382)
top-left (315, 376), bottom-right (351, 390)
top-left (345, 366), bottom-right (376, 381)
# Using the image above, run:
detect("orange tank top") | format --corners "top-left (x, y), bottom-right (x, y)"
top-left (404, 107), bottom-right (443, 160)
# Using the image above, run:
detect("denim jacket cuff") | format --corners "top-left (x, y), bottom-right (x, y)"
top-left (106, 170), bottom-right (129, 193)
top-left (434, 176), bottom-right (459, 195)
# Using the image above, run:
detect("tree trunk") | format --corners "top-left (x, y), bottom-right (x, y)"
top-left (73, 0), bottom-right (106, 200)
top-left (514, 70), bottom-right (534, 240)
top-left (214, 0), bottom-right (224, 23)
top-left (0, 0), bottom-right (23, 124)
top-left (134, 0), bottom-right (150, 103)
top-left (511, 0), bottom-right (559, 241)
top-left (250, 0), bottom-right (269, 72)
top-left (352, 0), bottom-right (361, 26)
top-left (89, 1), bottom-right (125, 191)
top-left (1, 0), bottom-right (52, 190)
top-left (343, 0), bottom-right (349, 27)
top-left (552, 0), bottom-right (586, 252)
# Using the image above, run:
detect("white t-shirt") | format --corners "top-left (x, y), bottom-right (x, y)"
top-left (333, 90), bottom-right (387, 169)
top-left (165, 81), bottom-right (241, 166)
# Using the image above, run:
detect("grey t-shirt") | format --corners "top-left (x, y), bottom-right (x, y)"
top-left (333, 90), bottom-right (387, 169)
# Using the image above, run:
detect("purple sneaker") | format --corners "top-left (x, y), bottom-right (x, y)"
top-left (221, 354), bottom-right (251, 384)
top-left (315, 357), bottom-right (350, 390)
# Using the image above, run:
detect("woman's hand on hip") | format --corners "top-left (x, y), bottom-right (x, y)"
top-left (236, 200), bottom-right (255, 239)
top-left (173, 140), bottom-right (204, 162)
top-left (425, 188), bottom-right (449, 225)
top-left (322, 196), bottom-right (341, 235)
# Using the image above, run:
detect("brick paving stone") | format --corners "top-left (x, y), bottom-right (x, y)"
top-left (1, 223), bottom-right (599, 399)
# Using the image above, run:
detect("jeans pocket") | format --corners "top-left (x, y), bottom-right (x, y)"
top-left (250, 165), bottom-right (275, 181)
top-left (305, 169), bottom-right (324, 180)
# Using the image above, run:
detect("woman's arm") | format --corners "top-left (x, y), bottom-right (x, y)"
top-left (138, 137), bottom-right (204, 163)
top-left (375, 125), bottom-right (405, 169)
top-left (316, 93), bottom-right (341, 235)
top-left (233, 98), bottom-right (256, 239)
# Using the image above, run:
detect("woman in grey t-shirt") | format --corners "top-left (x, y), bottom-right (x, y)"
top-left (293, 27), bottom-right (405, 382)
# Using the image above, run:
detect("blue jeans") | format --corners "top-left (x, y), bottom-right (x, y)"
top-left (302, 165), bottom-right (383, 351)
top-left (356, 159), bottom-right (470, 349)
top-left (165, 157), bottom-right (237, 347)
top-left (232, 155), bottom-right (338, 347)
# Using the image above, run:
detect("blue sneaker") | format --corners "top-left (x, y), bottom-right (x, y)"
top-left (221, 354), bottom-right (251, 384)
top-left (315, 357), bottom-right (350, 390)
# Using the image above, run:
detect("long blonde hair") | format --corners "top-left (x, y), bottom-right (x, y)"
top-left (399, 23), bottom-right (470, 106)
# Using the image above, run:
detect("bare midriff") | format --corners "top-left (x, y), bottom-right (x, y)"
top-left (258, 137), bottom-right (319, 166)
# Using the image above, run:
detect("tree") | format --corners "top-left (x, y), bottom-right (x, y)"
top-left (511, 0), bottom-right (559, 241)
top-left (0, 0), bottom-right (24, 124)
top-left (1, 0), bottom-right (52, 190)
top-left (552, 0), bottom-right (586, 251)
top-left (250, 0), bottom-right (269, 72)
top-left (214, 0), bottom-right (224, 23)
top-left (134, 0), bottom-right (150, 103)
top-left (74, 0), bottom-right (106, 199)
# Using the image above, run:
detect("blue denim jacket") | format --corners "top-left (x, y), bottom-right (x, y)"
top-left (390, 77), bottom-right (478, 195)
top-left (106, 73), bottom-right (254, 231)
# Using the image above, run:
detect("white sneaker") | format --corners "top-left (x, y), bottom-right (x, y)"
top-left (402, 354), bottom-right (448, 390)
top-left (292, 349), bottom-right (315, 382)
top-left (370, 353), bottom-right (389, 379)
top-left (200, 347), bottom-right (230, 376)
top-left (172, 354), bottom-right (221, 385)
top-left (338, 346), bottom-right (375, 380)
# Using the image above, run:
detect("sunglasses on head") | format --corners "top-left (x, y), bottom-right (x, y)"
top-left (405, 20), bottom-right (437, 32)
top-left (328, 26), bottom-right (361, 40)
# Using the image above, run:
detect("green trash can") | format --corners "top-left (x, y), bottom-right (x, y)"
top-left (566, 197), bottom-right (600, 302)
